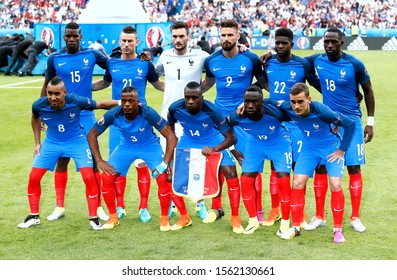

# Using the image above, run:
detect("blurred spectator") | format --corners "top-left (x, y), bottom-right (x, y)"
top-left (142, 39), bottom-right (163, 61)
top-left (88, 39), bottom-right (107, 57)
top-left (4, 36), bottom-right (34, 76)
top-left (0, 0), bottom-right (395, 36)
top-left (19, 39), bottom-right (52, 76)
top-left (194, 36), bottom-right (211, 54)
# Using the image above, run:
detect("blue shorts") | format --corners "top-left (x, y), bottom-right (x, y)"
top-left (283, 122), bottom-right (303, 162)
top-left (176, 139), bottom-right (236, 167)
top-left (32, 137), bottom-right (93, 171)
top-left (109, 125), bottom-right (122, 155)
top-left (234, 126), bottom-right (254, 154)
top-left (80, 112), bottom-right (96, 135)
top-left (108, 143), bottom-right (164, 177)
top-left (294, 141), bottom-right (345, 178)
top-left (242, 134), bottom-right (292, 173)
top-left (339, 116), bottom-right (365, 166)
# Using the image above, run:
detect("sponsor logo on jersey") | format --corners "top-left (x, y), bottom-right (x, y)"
top-left (41, 27), bottom-right (54, 48)
top-left (146, 26), bottom-right (164, 48)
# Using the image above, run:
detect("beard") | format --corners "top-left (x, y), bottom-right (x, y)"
top-left (222, 41), bottom-right (236, 51)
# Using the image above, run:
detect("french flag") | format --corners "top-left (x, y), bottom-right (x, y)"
top-left (172, 148), bottom-right (222, 202)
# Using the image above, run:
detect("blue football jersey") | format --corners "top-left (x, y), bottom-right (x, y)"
top-left (32, 93), bottom-right (97, 142)
top-left (46, 48), bottom-right (107, 99)
top-left (103, 56), bottom-right (159, 103)
top-left (204, 50), bottom-right (263, 116)
top-left (306, 52), bottom-right (370, 117)
top-left (264, 54), bottom-right (319, 101)
top-left (271, 99), bottom-right (355, 152)
top-left (228, 102), bottom-right (288, 141)
top-left (93, 104), bottom-right (166, 148)
top-left (168, 99), bottom-right (231, 144)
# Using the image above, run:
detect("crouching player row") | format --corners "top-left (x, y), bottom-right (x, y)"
top-left (234, 83), bottom-right (355, 243)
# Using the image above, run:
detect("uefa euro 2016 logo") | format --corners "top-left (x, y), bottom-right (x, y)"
top-left (41, 27), bottom-right (54, 48)
top-left (146, 26), bottom-right (164, 48)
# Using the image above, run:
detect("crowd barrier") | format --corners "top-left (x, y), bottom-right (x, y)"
top-left (1, 26), bottom-right (397, 75)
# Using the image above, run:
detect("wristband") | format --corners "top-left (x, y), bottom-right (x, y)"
top-left (118, 100), bottom-right (121, 106)
top-left (367, 116), bottom-right (374, 126)
top-left (229, 145), bottom-right (235, 150)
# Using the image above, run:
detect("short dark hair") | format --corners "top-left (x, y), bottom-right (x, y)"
top-left (96, 39), bottom-right (102, 44)
top-left (325, 27), bottom-right (343, 39)
top-left (184, 81), bottom-right (201, 93)
top-left (220, 19), bottom-right (239, 30)
top-left (49, 76), bottom-right (64, 87)
top-left (170, 21), bottom-right (189, 34)
top-left (121, 86), bottom-right (138, 94)
top-left (65, 22), bottom-right (80, 32)
top-left (245, 85), bottom-right (263, 99)
top-left (275, 28), bottom-right (294, 41)
top-left (122, 25), bottom-right (137, 36)
top-left (290, 82), bottom-right (309, 97)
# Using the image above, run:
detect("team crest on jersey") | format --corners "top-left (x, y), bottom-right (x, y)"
top-left (269, 126), bottom-right (275, 131)
top-left (290, 70), bottom-right (296, 80)
top-left (146, 26), bottom-right (164, 48)
top-left (188, 58), bottom-right (194, 67)
top-left (240, 65), bottom-right (247, 73)
top-left (313, 123), bottom-right (320, 129)
top-left (83, 58), bottom-right (90, 69)
top-left (97, 117), bottom-right (105, 125)
top-left (139, 127), bottom-right (145, 133)
top-left (276, 100), bottom-right (285, 107)
top-left (70, 113), bottom-right (76, 119)
top-left (340, 69), bottom-right (346, 78)
top-left (202, 123), bottom-right (208, 128)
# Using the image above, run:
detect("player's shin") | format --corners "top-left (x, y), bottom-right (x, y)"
top-left (54, 171), bottom-right (68, 207)
top-left (269, 169), bottom-right (280, 209)
top-left (226, 177), bottom-right (241, 216)
top-left (290, 188), bottom-right (305, 227)
top-left (278, 176), bottom-right (291, 220)
top-left (349, 172), bottom-right (363, 219)
top-left (241, 176), bottom-right (257, 217)
top-left (136, 165), bottom-right (151, 210)
top-left (156, 173), bottom-right (171, 216)
top-left (313, 172), bottom-right (328, 219)
top-left (331, 189), bottom-right (345, 229)
top-left (80, 168), bottom-right (99, 217)
top-left (115, 176), bottom-right (126, 209)
top-left (101, 172), bottom-right (118, 214)
top-left (254, 173), bottom-right (263, 211)
top-left (28, 168), bottom-right (47, 214)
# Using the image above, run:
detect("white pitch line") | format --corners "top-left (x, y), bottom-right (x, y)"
top-left (0, 78), bottom-right (44, 88)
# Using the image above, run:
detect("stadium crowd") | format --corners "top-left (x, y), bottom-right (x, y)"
top-left (0, 0), bottom-right (396, 31)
